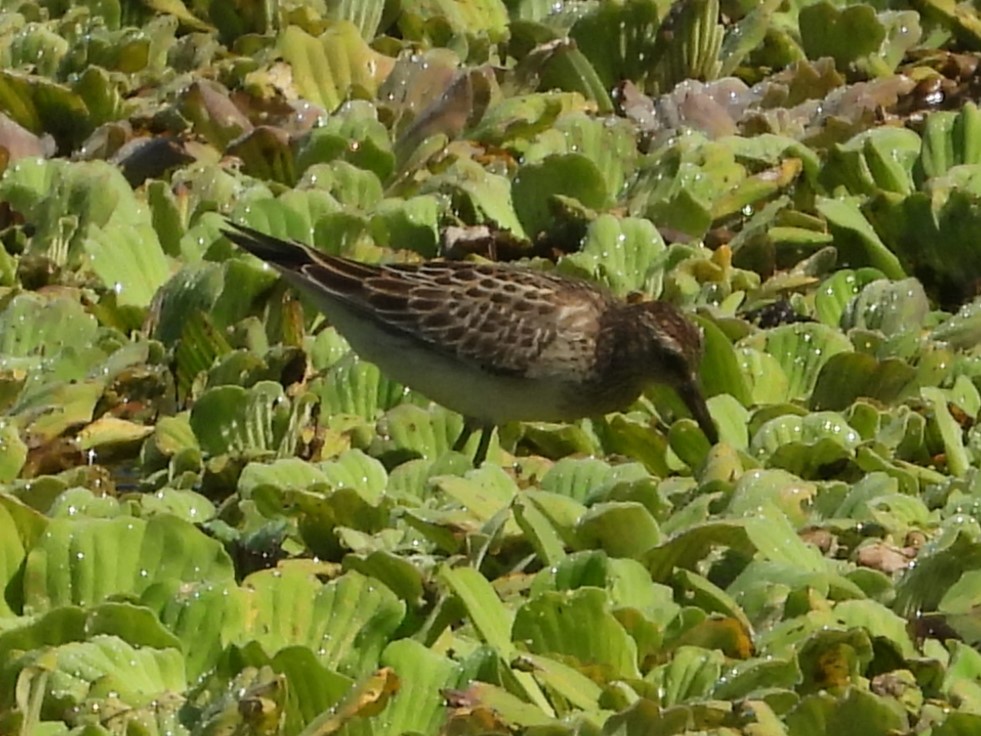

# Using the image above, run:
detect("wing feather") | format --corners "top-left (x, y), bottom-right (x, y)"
top-left (224, 223), bottom-right (609, 376)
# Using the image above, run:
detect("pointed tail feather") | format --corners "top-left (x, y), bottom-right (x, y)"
top-left (223, 221), bottom-right (386, 309)
top-left (222, 222), bottom-right (316, 271)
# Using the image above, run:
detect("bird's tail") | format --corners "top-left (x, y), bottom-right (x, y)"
top-left (223, 222), bottom-right (316, 270)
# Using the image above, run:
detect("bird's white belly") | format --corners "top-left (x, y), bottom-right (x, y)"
top-left (320, 302), bottom-right (574, 425)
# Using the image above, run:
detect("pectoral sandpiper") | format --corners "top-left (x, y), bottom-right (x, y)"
top-left (224, 223), bottom-right (718, 464)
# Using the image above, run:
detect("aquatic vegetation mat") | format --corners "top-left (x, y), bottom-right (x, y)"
top-left (2, 0), bottom-right (981, 733)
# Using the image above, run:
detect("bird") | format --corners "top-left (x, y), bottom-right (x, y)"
top-left (223, 222), bottom-right (718, 464)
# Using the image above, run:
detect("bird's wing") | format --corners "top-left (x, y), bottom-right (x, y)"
top-left (224, 223), bottom-right (607, 376)
top-left (370, 261), bottom-right (610, 376)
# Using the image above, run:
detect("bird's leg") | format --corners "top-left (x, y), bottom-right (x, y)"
top-left (453, 418), bottom-right (494, 465)
top-left (473, 426), bottom-right (494, 466)
top-left (452, 418), bottom-right (477, 453)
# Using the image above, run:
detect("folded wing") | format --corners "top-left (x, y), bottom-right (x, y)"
top-left (224, 223), bottom-right (608, 377)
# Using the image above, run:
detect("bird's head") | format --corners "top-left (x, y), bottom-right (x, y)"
top-left (633, 301), bottom-right (718, 444)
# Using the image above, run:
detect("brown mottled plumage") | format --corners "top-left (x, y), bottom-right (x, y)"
top-left (223, 223), bottom-right (717, 463)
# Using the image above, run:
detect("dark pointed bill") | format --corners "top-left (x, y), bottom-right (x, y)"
top-left (677, 378), bottom-right (718, 445)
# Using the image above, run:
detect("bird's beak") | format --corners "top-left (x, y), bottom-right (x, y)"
top-left (677, 377), bottom-right (718, 444)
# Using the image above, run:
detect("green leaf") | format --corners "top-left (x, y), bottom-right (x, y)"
top-left (894, 521), bottom-right (981, 618)
top-left (649, 0), bottom-right (723, 91)
top-left (811, 352), bottom-right (917, 411)
top-left (0, 422), bottom-right (28, 483)
top-left (439, 565), bottom-right (552, 711)
top-left (918, 103), bottom-right (981, 180)
top-left (727, 469), bottom-right (816, 527)
top-left (799, 3), bottom-right (889, 75)
top-left (0, 70), bottom-right (91, 146)
top-left (821, 128), bottom-right (921, 196)
top-left (843, 278), bottom-right (930, 335)
top-left (23, 514), bottom-right (234, 613)
top-left (440, 565), bottom-right (513, 654)
top-left (398, 0), bottom-right (509, 45)
top-left (278, 23), bottom-right (390, 112)
top-left (296, 102), bottom-right (395, 181)
top-left (513, 154), bottom-right (610, 236)
top-left (575, 502), bottom-right (660, 559)
top-left (374, 404), bottom-right (471, 462)
top-left (0, 500), bottom-right (27, 616)
top-left (744, 322), bottom-right (853, 401)
top-left (648, 645), bottom-right (723, 706)
top-left (315, 355), bottom-right (408, 420)
top-left (7, 635), bottom-right (185, 712)
top-left (513, 494), bottom-right (567, 566)
top-left (814, 268), bottom-right (886, 327)
top-left (424, 157), bottom-right (527, 235)
top-left (272, 646), bottom-right (352, 733)
top-left (512, 587), bottom-right (640, 680)
top-left (787, 675), bottom-right (905, 732)
top-left (377, 639), bottom-right (463, 735)
top-left (433, 464), bottom-right (518, 523)
top-left (145, 579), bottom-right (249, 682)
top-left (752, 411), bottom-right (861, 476)
top-left (816, 197), bottom-right (906, 280)
top-left (369, 196), bottom-right (440, 258)
top-left (240, 568), bottom-right (404, 678)
top-left (558, 214), bottom-right (665, 295)
top-left (922, 387), bottom-right (969, 477)
top-left (12, 380), bottom-right (105, 445)
top-left (514, 651), bottom-right (603, 710)
top-left (190, 381), bottom-right (315, 457)
top-left (570, 1), bottom-right (660, 89)
top-left (0, 293), bottom-right (99, 360)
top-left (700, 317), bottom-right (753, 406)
top-left (326, 0), bottom-right (385, 40)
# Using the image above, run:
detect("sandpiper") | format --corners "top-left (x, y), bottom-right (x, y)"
top-left (223, 223), bottom-right (718, 464)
